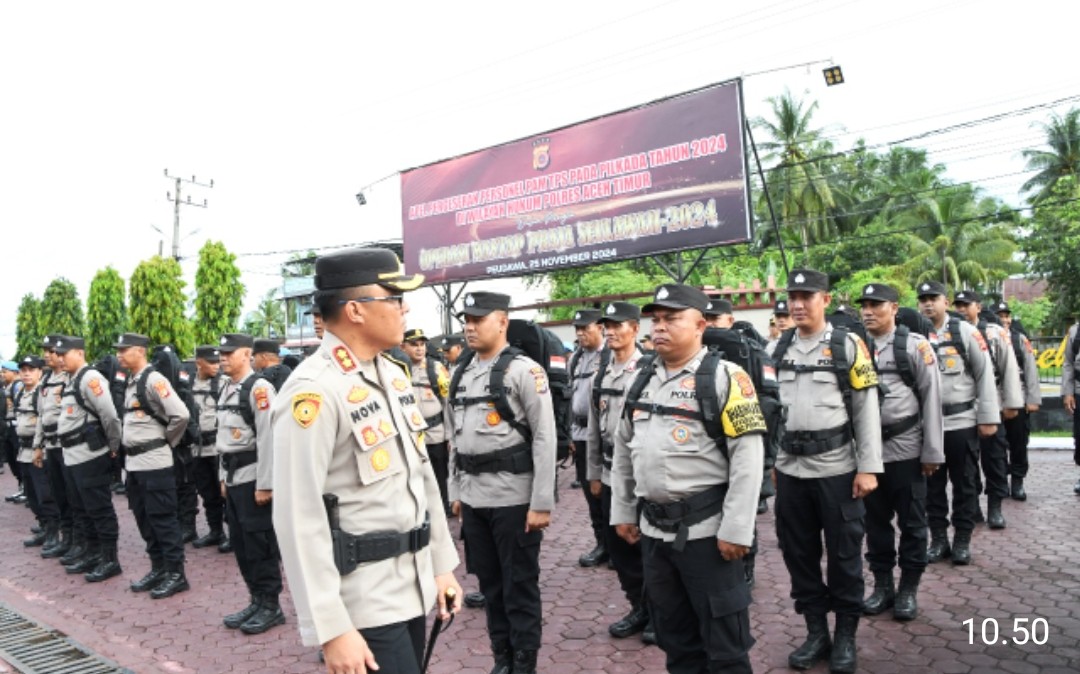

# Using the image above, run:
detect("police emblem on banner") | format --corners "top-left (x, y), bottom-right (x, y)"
top-left (532, 137), bottom-right (550, 171)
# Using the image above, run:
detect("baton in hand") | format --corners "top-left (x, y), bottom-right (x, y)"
top-left (421, 587), bottom-right (457, 673)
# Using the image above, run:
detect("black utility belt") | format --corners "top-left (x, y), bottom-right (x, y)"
top-left (424, 413), bottom-right (443, 429)
top-left (59, 425), bottom-right (107, 451)
top-left (200, 430), bottom-right (217, 446)
top-left (781, 425), bottom-right (852, 456)
top-left (942, 399), bottom-right (975, 416)
top-left (42, 422), bottom-right (58, 433)
top-left (882, 414), bottom-right (920, 441)
top-left (639, 483), bottom-right (730, 552)
top-left (221, 450), bottom-right (257, 481)
top-left (17, 435), bottom-right (35, 449)
top-left (332, 516), bottom-right (431, 576)
top-left (126, 438), bottom-right (168, 457)
top-left (573, 415), bottom-right (589, 427)
top-left (455, 443), bottom-right (533, 475)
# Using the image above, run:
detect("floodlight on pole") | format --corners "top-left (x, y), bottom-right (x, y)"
top-left (823, 65), bottom-right (845, 86)
top-left (355, 192), bottom-right (367, 206)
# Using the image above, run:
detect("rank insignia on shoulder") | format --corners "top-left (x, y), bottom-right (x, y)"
top-left (347, 386), bottom-right (369, 404)
top-left (292, 393), bottom-right (323, 428)
top-left (334, 347), bottom-right (357, 372)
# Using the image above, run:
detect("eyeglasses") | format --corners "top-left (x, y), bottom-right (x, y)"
top-left (338, 295), bottom-right (404, 308)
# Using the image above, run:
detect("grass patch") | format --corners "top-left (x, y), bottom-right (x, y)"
top-left (1032, 430), bottom-right (1073, 438)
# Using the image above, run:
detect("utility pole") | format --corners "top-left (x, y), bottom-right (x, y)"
top-left (164, 169), bottom-right (213, 261)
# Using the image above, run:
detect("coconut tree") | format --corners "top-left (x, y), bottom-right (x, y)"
top-left (1022, 108), bottom-right (1080, 203)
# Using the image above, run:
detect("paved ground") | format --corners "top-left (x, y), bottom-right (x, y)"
top-left (0, 449), bottom-right (1078, 673)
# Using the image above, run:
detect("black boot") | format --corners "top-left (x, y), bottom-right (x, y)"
top-left (757, 497), bottom-right (768, 514)
top-left (893, 570), bottom-right (921, 621)
top-left (42, 527), bottom-right (71, 559)
top-left (973, 503), bottom-right (985, 524)
top-left (744, 554), bottom-right (756, 589)
top-left (150, 565), bottom-right (190, 599)
top-left (641, 619), bottom-right (657, 645)
top-left (578, 543), bottom-right (609, 568)
top-left (65, 543), bottom-right (102, 574)
top-left (224, 596), bottom-right (262, 629)
top-left (85, 546), bottom-right (123, 582)
top-left (512, 649), bottom-right (537, 674)
top-left (1010, 477), bottom-right (1026, 501)
top-left (861, 571), bottom-right (895, 615)
top-left (987, 497), bottom-right (1006, 529)
top-left (181, 525), bottom-right (198, 545)
top-left (926, 529), bottom-right (951, 563)
top-left (23, 528), bottom-right (48, 547)
top-left (609, 604), bottom-right (649, 638)
top-left (131, 564), bottom-right (167, 592)
top-left (39, 524), bottom-right (61, 555)
top-left (489, 643), bottom-right (513, 674)
top-left (60, 533), bottom-right (87, 565)
top-left (192, 529), bottom-right (225, 549)
top-left (464, 591), bottom-right (486, 609)
top-left (240, 596), bottom-right (285, 634)
top-left (788, 613), bottom-right (831, 670)
top-left (829, 613), bottom-right (859, 673)
top-left (217, 537), bottom-right (232, 554)
top-left (951, 530), bottom-right (972, 565)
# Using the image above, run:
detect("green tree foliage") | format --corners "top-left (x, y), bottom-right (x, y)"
top-left (39, 278), bottom-right (85, 337)
top-left (283, 250), bottom-right (317, 277)
top-left (86, 267), bottom-right (127, 361)
top-left (1022, 108), bottom-right (1080, 204)
top-left (15, 294), bottom-right (43, 358)
top-left (1023, 177), bottom-right (1080, 327)
top-left (1007, 297), bottom-right (1054, 336)
top-left (243, 288), bottom-right (286, 338)
top-left (129, 256), bottom-right (194, 356)
top-left (829, 266), bottom-right (918, 309)
top-left (194, 241), bottom-right (245, 345)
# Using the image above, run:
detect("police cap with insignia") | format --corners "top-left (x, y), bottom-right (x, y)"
top-left (19, 355), bottom-right (45, 369)
top-left (915, 280), bottom-right (947, 298)
top-left (194, 345), bottom-right (221, 362)
top-left (53, 336), bottom-right (85, 354)
top-left (600, 301), bottom-right (641, 323)
top-left (218, 333), bottom-right (255, 353)
top-left (42, 334), bottom-right (66, 351)
top-left (314, 247), bottom-right (424, 292)
top-left (253, 339), bottom-right (280, 356)
top-left (457, 291), bottom-right (511, 318)
top-left (403, 328), bottom-right (427, 342)
top-left (303, 305), bottom-right (322, 316)
top-left (786, 268), bottom-right (829, 293)
top-left (572, 309), bottom-right (602, 327)
top-left (113, 333), bottom-right (150, 349)
top-left (642, 284), bottom-right (709, 314)
top-left (856, 283), bottom-right (899, 304)
top-left (994, 300), bottom-right (1011, 315)
top-left (774, 299), bottom-right (791, 316)
top-left (704, 298), bottom-right (734, 317)
top-left (953, 290), bottom-right (981, 305)
top-left (442, 334), bottom-right (466, 347)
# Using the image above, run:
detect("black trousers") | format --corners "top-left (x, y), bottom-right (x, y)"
top-left (976, 423), bottom-right (1009, 499)
top-left (461, 502), bottom-right (542, 652)
top-left (45, 449), bottom-right (72, 530)
top-left (69, 452), bottom-right (120, 545)
top-left (642, 536), bottom-right (754, 674)
top-left (574, 441), bottom-right (605, 546)
top-left (358, 616), bottom-right (426, 674)
top-left (173, 449), bottom-right (198, 529)
top-left (427, 441), bottom-right (450, 509)
top-left (225, 481), bottom-right (282, 598)
top-left (192, 455), bottom-right (224, 531)
top-left (927, 427), bottom-right (978, 533)
top-left (1, 432), bottom-right (19, 484)
top-left (126, 467), bottom-right (184, 566)
top-left (1003, 410), bottom-right (1030, 479)
top-left (864, 458), bottom-right (928, 574)
top-left (60, 455), bottom-right (90, 540)
top-left (775, 470), bottom-right (865, 616)
top-left (26, 462), bottom-right (59, 526)
top-left (600, 484), bottom-right (644, 606)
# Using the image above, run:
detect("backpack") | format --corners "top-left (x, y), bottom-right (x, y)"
top-left (217, 363), bottom-right (291, 435)
top-left (260, 362), bottom-right (293, 392)
top-left (130, 345), bottom-right (199, 449)
top-left (773, 327), bottom-right (858, 434)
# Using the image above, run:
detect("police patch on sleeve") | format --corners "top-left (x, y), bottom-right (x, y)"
top-left (721, 368), bottom-right (767, 438)
top-left (849, 337), bottom-right (879, 390)
top-left (530, 366), bottom-right (549, 395)
top-left (292, 393), bottom-right (323, 428)
top-left (437, 363), bottom-right (450, 399)
top-left (253, 386), bottom-right (270, 411)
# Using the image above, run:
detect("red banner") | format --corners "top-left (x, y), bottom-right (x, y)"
top-left (401, 80), bottom-right (751, 283)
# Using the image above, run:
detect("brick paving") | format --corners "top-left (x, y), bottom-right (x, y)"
top-left (0, 450), bottom-right (1078, 673)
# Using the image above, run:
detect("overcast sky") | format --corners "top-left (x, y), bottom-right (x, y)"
top-left (2, 0), bottom-right (1077, 357)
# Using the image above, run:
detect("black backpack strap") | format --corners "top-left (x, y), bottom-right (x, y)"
top-left (590, 348), bottom-right (613, 411)
top-left (132, 367), bottom-right (170, 427)
top-left (622, 353), bottom-right (657, 421)
top-left (448, 351), bottom-right (476, 405)
top-left (946, 316), bottom-right (970, 369)
top-left (695, 350), bottom-right (728, 461)
top-left (891, 325), bottom-right (923, 411)
top-left (772, 328), bottom-right (797, 366)
top-left (71, 367), bottom-right (102, 426)
top-left (829, 328), bottom-right (855, 431)
top-left (425, 357), bottom-right (444, 403)
top-left (489, 348), bottom-right (530, 441)
top-left (568, 349), bottom-right (580, 380)
top-left (1010, 327), bottom-right (1027, 387)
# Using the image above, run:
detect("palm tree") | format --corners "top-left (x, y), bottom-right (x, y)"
top-left (1022, 108), bottom-right (1080, 203)
top-left (244, 289), bottom-right (286, 338)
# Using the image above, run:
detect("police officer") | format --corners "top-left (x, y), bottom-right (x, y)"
top-left (585, 302), bottom-right (652, 641)
top-left (53, 336), bottom-right (124, 580)
top-left (190, 345), bottom-right (226, 548)
top-left (916, 282), bottom-right (999, 565)
top-left (1061, 321), bottom-right (1080, 494)
top-left (15, 356), bottom-right (58, 547)
top-left (447, 291), bottom-right (557, 674)
top-left (253, 338), bottom-right (293, 387)
top-left (703, 298), bottom-right (735, 329)
top-left (856, 283), bottom-right (944, 622)
top-left (3, 362), bottom-right (24, 502)
top-left (953, 290), bottom-right (1023, 529)
top-left (993, 301), bottom-right (1041, 501)
top-left (403, 328), bottom-right (452, 511)
top-left (273, 247), bottom-right (462, 674)
top-left (216, 333), bottom-right (284, 634)
top-left (115, 333), bottom-right (192, 597)
top-left (442, 334), bottom-right (466, 368)
top-left (765, 299), bottom-right (793, 355)
top-left (771, 269), bottom-right (883, 674)
top-left (569, 308), bottom-right (608, 567)
top-left (34, 336), bottom-right (74, 558)
top-left (610, 284), bottom-right (764, 674)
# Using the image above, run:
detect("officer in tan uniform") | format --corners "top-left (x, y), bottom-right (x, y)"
top-left (34, 336), bottom-right (74, 558)
top-left (569, 308), bottom-right (608, 567)
top-left (993, 301), bottom-right (1041, 500)
top-left (856, 283), bottom-right (944, 622)
top-left (447, 291), bottom-right (556, 674)
top-left (215, 333), bottom-right (284, 635)
top-left (771, 269), bottom-right (883, 674)
top-left (190, 345), bottom-right (226, 548)
top-left (116, 333), bottom-right (192, 597)
top-left (1062, 321), bottom-right (1080, 494)
top-left (54, 336), bottom-right (123, 579)
top-left (765, 299), bottom-right (793, 356)
top-left (610, 284), bottom-right (764, 674)
top-left (585, 302), bottom-right (652, 641)
top-left (403, 327), bottom-right (452, 511)
top-left (15, 356), bottom-right (57, 547)
top-left (953, 290), bottom-right (1023, 529)
top-left (274, 247), bottom-right (461, 674)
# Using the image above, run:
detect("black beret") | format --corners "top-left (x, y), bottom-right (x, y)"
top-left (42, 334), bottom-right (66, 350)
top-left (53, 336), bottom-right (85, 354)
top-left (600, 301), bottom-right (641, 323)
top-left (315, 247), bottom-right (424, 292)
top-left (857, 283), bottom-right (899, 303)
top-left (642, 284), bottom-right (709, 314)
top-left (572, 309), bottom-right (602, 327)
top-left (786, 268), bottom-right (829, 293)
top-left (953, 290), bottom-right (981, 304)
top-left (218, 333), bottom-right (255, 353)
top-left (774, 300), bottom-right (790, 315)
top-left (993, 301), bottom-right (1011, 315)
top-left (113, 333), bottom-right (150, 349)
top-left (19, 355), bottom-right (45, 369)
top-left (194, 346), bottom-right (220, 362)
top-left (704, 298), bottom-right (734, 317)
top-left (915, 280), bottom-right (948, 298)
top-left (457, 292), bottom-right (511, 318)
top-left (252, 339), bottom-right (281, 356)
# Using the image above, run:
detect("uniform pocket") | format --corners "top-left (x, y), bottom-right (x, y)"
top-left (812, 370), bottom-right (844, 408)
top-left (144, 471), bottom-right (178, 516)
top-left (511, 529), bottom-right (543, 582)
top-left (837, 498), bottom-right (866, 560)
top-left (705, 584), bottom-right (755, 661)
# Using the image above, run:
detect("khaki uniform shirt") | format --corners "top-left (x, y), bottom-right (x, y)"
top-left (446, 347), bottom-right (558, 511)
top-left (570, 348), bottom-right (602, 442)
top-left (122, 367), bottom-right (190, 473)
top-left (34, 370), bottom-right (68, 451)
top-left (216, 372), bottom-right (275, 489)
top-left (57, 366), bottom-right (122, 466)
top-left (191, 374), bottom-right (220, 458)
top-left (1062, 325), bottom-right (1079, 396)
top-left (872, 329), bottom-right (945, 464)
top-left (410, 357), bottom-right (450, 446)
top-left (610, 348), bottom-right (765, 547)
top-left (931, 319), bottom-right (1000, 431)
top-left (775, 329), bottom-right (884, 478)
top-left (14, 383), bottom-right (40, 463)
top-left (272, 330), bottom-right (459, 647)
top-left (983, 322), bottom-right (1024, 411)
top-left (586, 350), bottom-right (643, 485)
